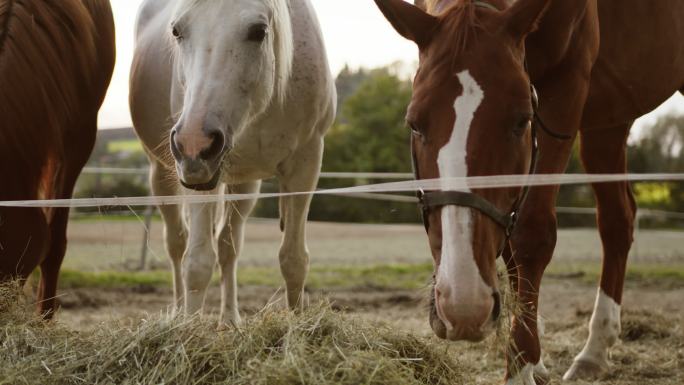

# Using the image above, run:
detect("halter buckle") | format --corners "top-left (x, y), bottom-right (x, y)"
top-left (505, 211), bottom-right (518, 238)
top-left (530, 85), bottom-right (540, 112)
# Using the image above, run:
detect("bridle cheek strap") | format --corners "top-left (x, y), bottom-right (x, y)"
top-left (421, 191), bottom-right (513, 230)
top-left (414, 125), bottom-right (539, 257)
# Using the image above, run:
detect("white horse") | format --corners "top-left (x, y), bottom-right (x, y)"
top-left (130, 0), bottom-right (336, 327)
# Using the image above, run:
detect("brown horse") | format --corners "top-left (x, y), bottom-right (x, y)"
top-left (0, 0), bottom-right (115, 318)
top-left (376, 0), bottom-right (684, 383)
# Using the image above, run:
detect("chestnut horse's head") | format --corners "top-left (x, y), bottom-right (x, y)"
top-left (376, 0), bottom-right (550, 341)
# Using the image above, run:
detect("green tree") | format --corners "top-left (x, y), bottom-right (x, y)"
top-left (254, 66), bottom-right (420, 223)
top-left (323, 68), bottom-right (413, 174)
top-left (628, 114), bottom-right (684, 213)
top-left (334, 65), bottom-right (370, 121)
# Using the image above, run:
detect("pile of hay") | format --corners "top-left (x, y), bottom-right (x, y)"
top-left (0, 284), bottom-right (464, 385)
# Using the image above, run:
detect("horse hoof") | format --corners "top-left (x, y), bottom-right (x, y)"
top-left (534, 370), bottom-right (550, 385)
top-left (217, 314), bottom-right (242, 332)
top-left (562, 360), bottom-right (606, 381)
top-left (527, 360), bottom-right (550, 385)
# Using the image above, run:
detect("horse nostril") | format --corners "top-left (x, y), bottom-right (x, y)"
top-left (434, 287), bottom-right (444, 306)
top-left (170, 130), bottom-right (183, 161)
top-left (199, 130), bottom-right (225, 161)
top-left (491, 291), bottom-right (501, 322)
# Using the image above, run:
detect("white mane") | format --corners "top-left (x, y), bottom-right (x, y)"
top-left (172, 0), bottom-right (294, 105)
top-left (268, 0), bottom-right (294, 104)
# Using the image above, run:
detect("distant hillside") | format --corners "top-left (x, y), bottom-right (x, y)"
top-left (97, 127), bottom-right (137, 142)
top-left (90, 127), bottom-right (145, 165)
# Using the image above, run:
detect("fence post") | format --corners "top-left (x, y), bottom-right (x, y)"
top-left (139, 205), bottom-right (155, 270)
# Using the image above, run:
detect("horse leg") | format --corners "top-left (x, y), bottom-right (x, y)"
top-left (216, 181), bottom-right (260, 328)
top-left (506, 68), bottom-right (594, 384)
top-left (37, 206), bottom-right (68, 319)
top-left (0, 208), bottom-right (49, 285)
top-left (502, 246), bottom-right (550, 384)
top-left (506, 186), bottom-right (562, 385)
top-left (149, 161), bottom-right (187, 312)
top-left (37, 116), bottom-right (97, 319)
top-left (277, 138), bottom-right (324, 310)
top-left (182, 194), bottom-right (219, 315)
top-left (37, 190), bottom-right (76, 318)
top-left (563, 123), bottom-right (635, 380)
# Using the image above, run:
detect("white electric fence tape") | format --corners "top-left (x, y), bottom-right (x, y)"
top-left (81, 167), bottom-right (416, 180)
top-left (1, 173), bottom-right (684, 209)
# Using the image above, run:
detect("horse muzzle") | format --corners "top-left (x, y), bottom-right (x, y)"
top-left (178, 164), bottom-right (223, 191)
top-left (170, 127), bottom-right (229, 191)
top-left (430, 285), bottom-right (501, 342)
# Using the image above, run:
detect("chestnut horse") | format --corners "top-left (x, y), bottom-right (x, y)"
top-left (376, 0), bottom-right (684, 383)
top-left (0, 0), bottom-right (115, 318)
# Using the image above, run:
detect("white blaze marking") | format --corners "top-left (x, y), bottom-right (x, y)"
top-left (437, 71), bottom-right (483, 191)
top-left (435, 70), bottom-right (491, 328)
top-left (570, 288), bottom-right (621, 370)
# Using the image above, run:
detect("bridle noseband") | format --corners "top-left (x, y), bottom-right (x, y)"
top-left (413, 1), bottom-right (572, 258)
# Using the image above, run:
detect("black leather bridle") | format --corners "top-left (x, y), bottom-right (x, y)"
top-left (412, 73), bottom-right (571, 257)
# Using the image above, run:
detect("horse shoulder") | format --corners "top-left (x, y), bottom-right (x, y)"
top-left (287, 0), bottom-right (337, 132)
top-left (130, 0), bottom-right (178, 162)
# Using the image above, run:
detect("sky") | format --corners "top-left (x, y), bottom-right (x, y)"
top-left (99, 0), bottom-right (684, 139)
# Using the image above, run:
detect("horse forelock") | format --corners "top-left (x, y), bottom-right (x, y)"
top-left (423, 0), bottom-right (484, 67)
top-left (0, 0), bottom-right (98, 198)
top-left (425, 0), bottom-right (512, 14)
top-left (423, 0), bottom-right (441, 13)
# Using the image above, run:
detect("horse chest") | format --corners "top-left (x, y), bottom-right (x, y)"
top-left (223, 122), bottom-right (304, 183)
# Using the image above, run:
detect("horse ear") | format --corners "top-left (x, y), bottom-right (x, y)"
top-left (503, 0), bottom-right (551, 41)
top-left (374, 0), bottom-right (438, 47)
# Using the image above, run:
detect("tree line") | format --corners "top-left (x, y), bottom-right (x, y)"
top-left (78, 65), bottom-right (684, 227)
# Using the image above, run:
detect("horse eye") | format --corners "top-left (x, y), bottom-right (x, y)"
top-left (171, 25), bottom-right (183, 41)
top-left (247, 23), bottom-right (268, 42)
top-left (513, 116), bottom-right (532, 137)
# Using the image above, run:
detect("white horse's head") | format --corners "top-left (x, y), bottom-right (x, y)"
top-left (168, 0), bottom-right (293, 190)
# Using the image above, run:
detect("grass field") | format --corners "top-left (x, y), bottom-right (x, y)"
top-left (64, 217), bottom-right (684, 270)
top-left (59, 218), bottom-right (684, 292)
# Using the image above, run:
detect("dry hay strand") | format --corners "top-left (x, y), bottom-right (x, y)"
top-left (0, 284), bottom-right (465, 385)
top-left (620, 309), bottom-right (676, 342)
top-left (543, 306), bottom-right (684, 385)
top-left (603, 309), bottom-right (683, 384)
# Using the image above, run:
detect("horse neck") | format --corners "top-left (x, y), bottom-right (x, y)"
top-left (525, 0), bottom-right (595, 81)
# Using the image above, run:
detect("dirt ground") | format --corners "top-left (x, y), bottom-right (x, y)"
top-left (55, 277), bottom-right (684, 385)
